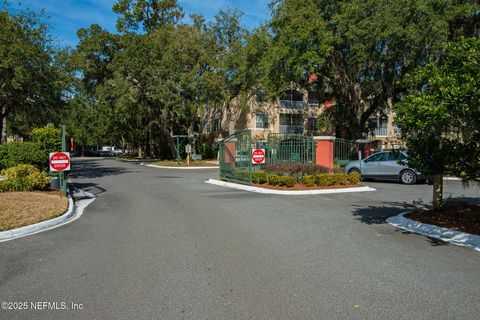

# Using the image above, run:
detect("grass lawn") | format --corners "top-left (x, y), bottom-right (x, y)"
top-left (0, 191), bottom-right (68, 232)
top-left (150, 160), bottom-right (218, 167)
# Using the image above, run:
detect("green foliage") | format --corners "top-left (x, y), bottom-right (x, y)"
top-left (31, 125), bottom-right (61, 153)
top-left (302, 175), bottom-right (315, 187)
top-left (267, 173), bottom-right (280, 186)
top-left (315, 174), bottom-right (335, 187)
top-left (262, 0), bottom-right (478, 139)
top-left (278, 175), bottom-right (296, 187)
top-left (0, 142), bottom-right (47, 170)
top-left (113, 0), bottom-right (184, 33)
top-left (0, 6), bottom-right (68, 142)
top-left (0, 164), bottom-right (51, 192)
top-left (262, 164), bottom-right (330, 179)
top-left (395, 37), bottom-right (480, 180)
top-left (252, 171), bottom-right (267, 184)
top-left (348, 172), bottom-right (361, 185)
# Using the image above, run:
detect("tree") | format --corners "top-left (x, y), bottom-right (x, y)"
top-left (263, 0), bottom-right (479, 139)
top-left (113, 0), bottom-right (184, 33)
top-left (395, 37), bottom-right (480, 208)
top-left (0, 4), bottom-right (67, 142)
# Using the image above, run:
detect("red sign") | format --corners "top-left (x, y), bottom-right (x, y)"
top-left (49, 152), bottom-right (71, 172)
top-left (252, 149), bottom-right (265, 164)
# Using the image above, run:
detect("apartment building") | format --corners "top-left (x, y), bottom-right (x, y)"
top-left (201, 88), bottom-right (401, 149)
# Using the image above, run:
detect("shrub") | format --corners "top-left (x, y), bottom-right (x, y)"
top-left (0, 142), bottom-right (48, 170)
top-left (279, 176), bottom-right (296, 187)
top-left (348, 172), bottom-right (361, 185)
top-left (253, 171), bottom-right (267, 184)
top-left (0, 164), bottom-right (51, 192)
top-left (262, 163), bottom-right (330, 180)
top-left (267, 173), bottom-right (280, 186)
top-left (31, 125), bottom-right (61, 153)
top-left (302, 175), bottom-right (315, 187)
top-left (331, 173), bottom-right (348, 185)
top-left (315, 174), bottom-right (335, 186)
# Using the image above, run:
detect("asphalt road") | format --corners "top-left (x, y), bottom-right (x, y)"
top-left (1, 158), bottom-right (479, 320)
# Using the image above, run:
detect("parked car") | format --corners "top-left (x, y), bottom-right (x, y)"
top-left (344, 150), bottom-right (425, 184)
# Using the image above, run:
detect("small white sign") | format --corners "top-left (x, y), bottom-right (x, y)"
top-left (185, 144), bottom-right (192, 153)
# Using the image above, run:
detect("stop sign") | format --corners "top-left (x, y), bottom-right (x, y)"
top-left (49, 152), bottom-right (71, 172)
top-left (252, 149), bottom-right (265, 164)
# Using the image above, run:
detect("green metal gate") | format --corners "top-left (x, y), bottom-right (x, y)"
top-left (219, 130), bottom-right (253, 185)
top-left (266, 133), bottom-right (315, 165)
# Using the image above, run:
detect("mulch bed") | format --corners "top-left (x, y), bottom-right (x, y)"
top-left (252, 183), bottom-right (364, 191)
top-left (405, 202), bottom-right (480, 236)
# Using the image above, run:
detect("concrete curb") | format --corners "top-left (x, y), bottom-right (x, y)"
top-left (0, 191), bottom-right (96, 242)
top-left (386, 212), bottom-right (480, 252)
top-left (204, 178), bottom-right (376, 195)
top-left (142, 163), bottom-right (219, 170)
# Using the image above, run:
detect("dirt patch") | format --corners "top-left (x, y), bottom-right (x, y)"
top-left (0, 191), bottom-right (68, 232)
top-left (405, 202), bottom-right (480, 236)
top-left (253, 183), bottom-right (364, 191)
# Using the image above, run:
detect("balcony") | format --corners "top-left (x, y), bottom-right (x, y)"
top-left (279, 125), bottom-right (304, 134)
top-left (373, 127), bottom-right (388, 137)
top-left (279, 100), bottom-right (306, 110)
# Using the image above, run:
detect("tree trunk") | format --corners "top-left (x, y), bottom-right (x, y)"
top-left (0, 106), bottom-right (7, 144)
top-left (432, 174), bottom-right (444, 209)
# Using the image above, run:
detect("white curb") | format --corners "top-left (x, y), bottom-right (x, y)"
top-left (142, 163), bottom-right (219, 170)
top-left (204, 179), bottom-right (376, 195)
top-left (386, 212), bottom-right (480, 252)
top-left (0, 192), bottom-right (96, 242)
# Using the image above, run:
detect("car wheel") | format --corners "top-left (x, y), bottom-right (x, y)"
top-left (400, 169), bottom-right (417, 185)
top-left (348, 168), bottom-right (361, 175)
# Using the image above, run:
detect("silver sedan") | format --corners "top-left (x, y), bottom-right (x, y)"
top-left (344, 151), bottom-right (424, 184)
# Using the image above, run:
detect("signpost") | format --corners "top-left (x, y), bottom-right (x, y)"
top-left (185, 144), bottom-right (191, 166)
top-left (252, 149), bottom-right (266, 164)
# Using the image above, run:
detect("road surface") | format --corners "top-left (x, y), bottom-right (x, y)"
top-left (1, 158), bottom-right (479, 319)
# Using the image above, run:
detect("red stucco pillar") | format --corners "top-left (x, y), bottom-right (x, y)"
top-left (314, 136), bottom-right (336, 171)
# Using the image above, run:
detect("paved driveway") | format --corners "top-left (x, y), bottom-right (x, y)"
top-left (1, 158), bottom-right (479, 319)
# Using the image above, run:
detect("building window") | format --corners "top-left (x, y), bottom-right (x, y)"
top-left (205, 121), bottom-right (211, 133)
top-left (213, 119), bottom-right (221, 132)
top-left (281, 90), bottom-right (304, 102)
top-left (255, 112), bottom-right (269, 129)
top-left (308, 117), bottom-right (317, 131)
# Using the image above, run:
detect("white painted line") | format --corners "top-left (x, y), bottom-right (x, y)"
top-left (0, 192), bottom-right (96, 242)
top-left (386, 212), bottom-right (480, 252)
top-left (51, 160), bottom-right (69, 164)
top-left (141, 163), bottom-right (219, 170)
top-left (204, 179), bottom-right (376, 195)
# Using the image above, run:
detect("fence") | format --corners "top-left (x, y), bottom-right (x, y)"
top-left (218, 131), bottom-right (316, 185)
top-left (334, 138), bottom-right (374, 166)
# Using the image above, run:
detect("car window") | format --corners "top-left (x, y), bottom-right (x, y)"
top-left (387, 152), bottom-right (399, 161)
top-left (399, 153), bottom-right (407, 161)
top-left (367, 152), bottom-right (387, 162)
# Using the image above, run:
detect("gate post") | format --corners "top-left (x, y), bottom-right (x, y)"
top-left (313, 136), bottom-right (336, 172)
top-left (355, 139), bottom-right (370, 159)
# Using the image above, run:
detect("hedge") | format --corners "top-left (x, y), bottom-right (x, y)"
top-left (0, 164), bottom-right (51, 192)
top-left (252, 171), bottom-right (361, 188)
top-left (0, 142), bottom-right (48, 170)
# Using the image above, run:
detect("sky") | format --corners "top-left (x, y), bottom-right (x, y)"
top-left (13, 0), bottom-right (271, 47)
